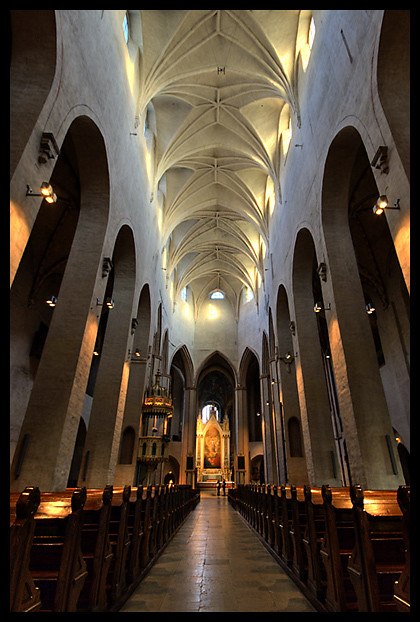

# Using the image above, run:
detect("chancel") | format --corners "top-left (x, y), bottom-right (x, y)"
top-left (10, 10), bottom-right (409, 614)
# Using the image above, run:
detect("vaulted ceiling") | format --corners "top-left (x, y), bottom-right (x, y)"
top-left (136, 10), bottom-right (313, 315)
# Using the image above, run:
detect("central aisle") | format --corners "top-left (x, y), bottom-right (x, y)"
top-left (120, 491), bottom-right (316, 612)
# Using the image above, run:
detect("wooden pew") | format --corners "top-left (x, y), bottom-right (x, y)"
top-left (320, 485), bottom-right (358, 612)
top-left (139, 487), bottom-right (152, 569)
top-left (271, 486), bottom-right (283, 558)
top-left (302, 486), bottom-right (327, 601)
top-left (279, 485), bottom-right (294, 567)
top-left (106, 485), bottom-right (131, 606)
top-left (10, 487), bottom-right (42, 612)
top-left (393, 485), bottom-right (410, 613)
top-left (289, 485), bottom-right (308, 582)
top-left (26, 487), bottom-right (88, 612)
top-left (265, 485), bottom-right (275, 549)
top-left (126, 486), bottom-right (144, 585)
top-left (347, 485), bottom-right (405, 612)
top-left (77, 486), bottom-right (113, 612)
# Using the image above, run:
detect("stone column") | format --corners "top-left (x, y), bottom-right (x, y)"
top-left (234, 385), bottom-right (249, 485)
top-left (180, 386), bottom-right (197, 485)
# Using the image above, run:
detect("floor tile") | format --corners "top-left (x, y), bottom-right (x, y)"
top-left (119, 491), bottom-right (316, 613)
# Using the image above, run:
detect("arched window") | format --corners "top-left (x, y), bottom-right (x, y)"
top-left (119, 426), bottom-right (135, 464)
top-left (210, 290), bottom-right (224, 299)
top-left (201, 403), bottom-right (220, 424)
top-left (152, 442), bottom-right (157, 456)
top-left (288, 417), bottom-right (303, 457)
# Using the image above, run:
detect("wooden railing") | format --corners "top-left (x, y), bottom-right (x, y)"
top-left (228, 483), bottom-right (409, 613)
top-left (10, 484), bottom-right (200, 612)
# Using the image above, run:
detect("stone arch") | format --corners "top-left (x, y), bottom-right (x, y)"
top-left (276, 284), bottom-right (308, 484)
top-left (292, 227), bottom-right (340, 486)
top-left (321, 125), bottom-right (405, 488)
top-left (11, 115), bottom-right (110, 491)
top-left (377, 10), bottom-right (410, 180)
top-left (10, 10), bottom-right (57, 179)
top-left (114, 283), bottom-right (152, 485)
top-left (82, 224), bottom-right (137, 487)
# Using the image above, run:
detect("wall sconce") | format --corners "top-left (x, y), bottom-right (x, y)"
top-left (46, 295), bottom-right (57, 307)
top-left (256, 412), bottom-right (261, 417)
top-left (26, 182), bottom-right (57, 204)
top-left (128, 348), bottom-right (141, 361)
top-left (279, 351), bottom-right (295, 364)
top-left (96, 297), bottom-right (114, 310)
top-left (372, 195), bottom-right (400, 215)
top-left (314, 302), bottom-right (331, 313)
top-left (366, 303), bottom-right (376, 314)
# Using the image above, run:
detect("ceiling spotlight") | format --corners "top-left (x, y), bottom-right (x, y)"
top-left (46, 295), bottom-right (57, 307)
top-left (314, 302), bottom-right (331, 313)
top-left (96, 297), bottom-right (114, 310)
top-left (373, 195), bottom-right (400, 215)
top-left (26, 182), bottom-right (57, 204)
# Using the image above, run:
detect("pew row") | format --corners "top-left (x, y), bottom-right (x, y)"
top-left (228, 483), bottom-right (409, 613)
top-left (10, 484), bottom-right (200, 613)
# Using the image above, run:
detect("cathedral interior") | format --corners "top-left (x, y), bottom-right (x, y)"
top-left (9, 9), bottom-right (410, 614)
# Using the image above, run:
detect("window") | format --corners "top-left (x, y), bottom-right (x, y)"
top-left (210, 290), bottom-right (224, 299)
top-left (288, 417), bottom-right (303, 457)
top-left (123, 12), bottom-right (129, 43)
top-left (181, 286), bottom-right (187, 302)
top-left (308, 17), bottom-right (316, 50)
top-left (202, 403), bottom-right (219, 423)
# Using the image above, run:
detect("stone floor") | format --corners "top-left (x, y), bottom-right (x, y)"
top-left (119, 490), bottom-right (316, 612)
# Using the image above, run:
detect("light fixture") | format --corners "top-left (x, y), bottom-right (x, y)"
top-left (46, 295), bottom-right (57, 307)
top-left (372, 195), bottom-right (400, 215)
top-left (128, 348), bottom-right (141, 361)
top-left (314, 302), bottom-right (331, 313)
top-left (256, 412), bottom-right (261, 417)
top-left (280, 351), bottom-right (295, 364)
top-left (366, 303), bottom-right (376, 314)
top-left (96, 297), bottom-right (114, 310)
top-left (26, 182), bottom-right (57, 204)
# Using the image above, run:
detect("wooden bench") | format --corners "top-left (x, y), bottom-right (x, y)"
top-left (303, 486), bottom-right (327, 601)
top-left (106, 485), bottom-right (131, 606)
top-left (28, 487), bottom-right (88, 612)
top-left (320, 485), bottom-right (358, 612)
top-left (10, 487), bottom-right (42, 612)
top-left (289, 485), bottom-right (308, 582)
top-left (76, 486), bottom-right (113, 612)
top-left (139, 487), bottom-right (152, 569)
top-left (347, 485), bottom-right (406, 612)
top-left (393, 485), bottom-right (410, 612)
top-left (279, 485), bottom-right (294, 567)
top-left (126, 486), bottom-right (144, 585)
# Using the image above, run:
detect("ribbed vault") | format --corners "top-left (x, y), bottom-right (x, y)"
top-left (136, 9), bottom-right (313, 314)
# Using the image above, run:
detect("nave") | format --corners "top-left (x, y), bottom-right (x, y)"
top-left (120, 490), bottom-right (315, 613)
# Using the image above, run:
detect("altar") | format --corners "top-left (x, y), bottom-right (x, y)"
top-left (195, 405), bottom-right (231, 485)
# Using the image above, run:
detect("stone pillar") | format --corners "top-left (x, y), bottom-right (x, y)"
top-left (10, 229), bottom-right (107, 491)
top-left (270, 357), bottom-right (287, 484)
top-left (260, 373), bottom-right (278, 485)
top-left (180, 386), bottom-right (197, 484)
top-left (234, 385), bottom-right (249, 485)
top-left (114, 356), bottom-right (148, 486)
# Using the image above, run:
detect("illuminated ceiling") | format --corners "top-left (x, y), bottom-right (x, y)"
top-left (136, 10), bottom-right (313, 315)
